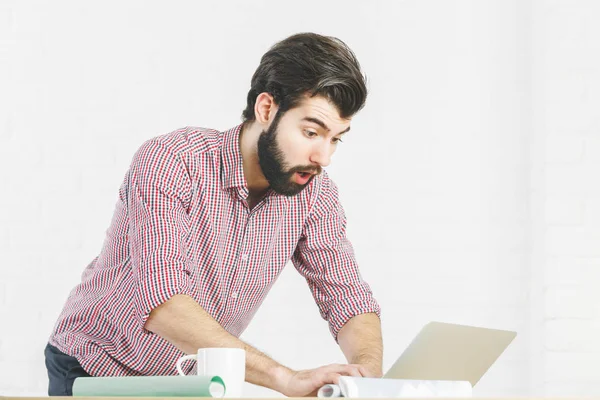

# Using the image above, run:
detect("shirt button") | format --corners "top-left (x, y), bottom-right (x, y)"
top-left (230, 292), bottom-right (238, 299)
top-left (241, 254), bottom-right (249, 262)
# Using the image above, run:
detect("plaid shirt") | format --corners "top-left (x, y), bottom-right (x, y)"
top-left (49, 124), bottom-right (380, 376)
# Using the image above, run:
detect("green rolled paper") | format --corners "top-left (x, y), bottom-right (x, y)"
top-left (72, 375), bottom-right (226, 397)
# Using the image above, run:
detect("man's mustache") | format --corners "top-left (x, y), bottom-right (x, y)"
top-left (289, 165), bottom-right (322, 175)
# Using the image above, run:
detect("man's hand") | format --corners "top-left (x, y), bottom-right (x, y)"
top-left (276, 363), bottom-right (369, 397)
top-left (357, 363), bottom-right (383, 378)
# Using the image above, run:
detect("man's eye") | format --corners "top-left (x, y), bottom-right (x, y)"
top-left (332, 137), bottom-right (344, 144)
top-left (305, 130), bottom-right (318, 137)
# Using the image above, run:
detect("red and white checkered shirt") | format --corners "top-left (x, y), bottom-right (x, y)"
top-left (49, 124), bottom-right (380, 377)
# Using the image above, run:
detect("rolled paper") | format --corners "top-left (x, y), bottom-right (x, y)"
top-left (317, 377), bottom-right (473, 398)
top-left (317, 383), bottom-right (343, 398)
top-left (72, 375), bottom-right (226, 397)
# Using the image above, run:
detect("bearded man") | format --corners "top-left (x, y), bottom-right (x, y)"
top-left (45, 32), bottom-right (383, 397)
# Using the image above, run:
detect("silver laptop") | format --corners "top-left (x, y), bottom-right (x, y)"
top-left (383, 321), bottom-right (517, 386)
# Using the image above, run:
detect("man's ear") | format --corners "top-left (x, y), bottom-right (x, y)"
top-left (254, 92), bottom-right (279, 125)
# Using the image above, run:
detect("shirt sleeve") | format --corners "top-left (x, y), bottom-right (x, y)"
top-left (126, 138), bottom-right (193, 329)
top-left (291, 175), bottom-right (381, 341)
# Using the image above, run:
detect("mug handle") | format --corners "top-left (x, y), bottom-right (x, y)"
top-left (176, 354), bottom-right (197, 376)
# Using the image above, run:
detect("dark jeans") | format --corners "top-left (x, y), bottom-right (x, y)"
top-left (44, 343), bottom-right (91, 396)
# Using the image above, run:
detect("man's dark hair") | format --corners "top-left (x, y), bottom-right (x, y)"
top-left (242, 33), bottom-right (368, 122)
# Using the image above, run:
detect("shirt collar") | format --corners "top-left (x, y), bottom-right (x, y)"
top-left (221, 123), bottom-right (247, 190)
top-left (220, 123), bottom-right (291, 207)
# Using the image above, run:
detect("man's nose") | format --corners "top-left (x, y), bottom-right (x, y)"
top-left (309, 143), bottom-right (332, 168)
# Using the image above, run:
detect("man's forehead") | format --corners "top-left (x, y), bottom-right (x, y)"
top-left (296, 97), bottom-right (352, 131)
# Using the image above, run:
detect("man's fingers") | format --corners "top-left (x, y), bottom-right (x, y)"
top-left (323, 372), bottom-right (341, 385)
top-left (345, 365), bottom-right (363, 377)
top-left (323, 363), bottom-right (362, 377)
top-left (355, 364), bottom-right (370, 377)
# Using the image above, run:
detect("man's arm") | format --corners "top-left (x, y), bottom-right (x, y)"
top-left (291, 174), bottom-right (382, 374)
top-left (337, 312), bottom-right (383, 377)
top-left (145, 294), bottom-right (365, 397)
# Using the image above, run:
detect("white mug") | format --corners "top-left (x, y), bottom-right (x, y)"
top-left (176, 348), bottom-right (246, 398)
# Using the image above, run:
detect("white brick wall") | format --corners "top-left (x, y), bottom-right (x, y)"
top-left (1, 0), bottom-right (599, 397)
top-left (534, 0), bottom-right (600, 394)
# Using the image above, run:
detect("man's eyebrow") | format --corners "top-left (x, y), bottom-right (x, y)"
top-left (302, 117), bottom-right (351, 135)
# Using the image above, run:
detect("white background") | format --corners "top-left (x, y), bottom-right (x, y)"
top-left (1, 0), bottom-right (599, 397)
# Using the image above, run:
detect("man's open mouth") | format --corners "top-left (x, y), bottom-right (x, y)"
top-left (294, 171), bottom-right (315, 185)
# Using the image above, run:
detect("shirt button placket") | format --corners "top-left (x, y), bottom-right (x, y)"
top-left (230, 213), bottom-right (251, 304)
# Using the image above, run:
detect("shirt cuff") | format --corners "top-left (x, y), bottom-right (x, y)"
top-left (133, 269), bottom-right (192, 331)
top-left (328, 297), bottom-right (382, 342)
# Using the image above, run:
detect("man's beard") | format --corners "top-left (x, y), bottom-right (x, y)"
top-left (257, 114), bottom-right (322, 196)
